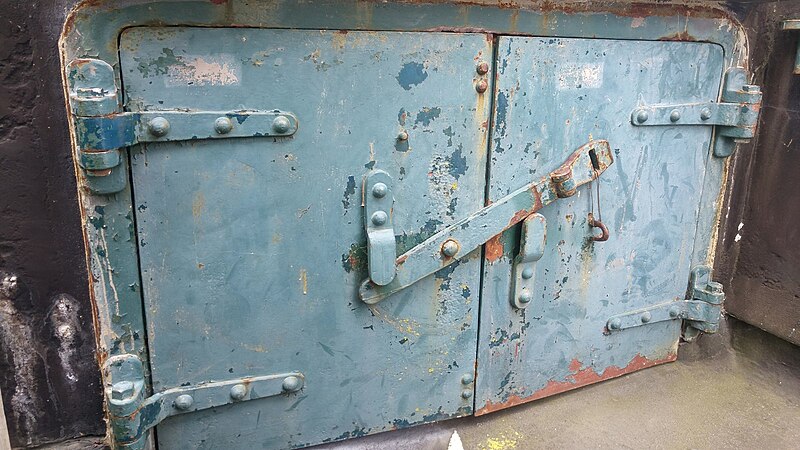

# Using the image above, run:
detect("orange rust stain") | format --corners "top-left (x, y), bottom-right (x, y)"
top-left (509, 209), bottom-right (530, 227)
top-left (485, 234), bottom-right (504, 262)
top-left (475, 353), bottom-right (676, 416)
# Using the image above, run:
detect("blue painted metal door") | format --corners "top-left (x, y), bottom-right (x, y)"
top-left (121, 28), bottom-right (492, 448)
top-left (475, 37), bottom-right (724, 414)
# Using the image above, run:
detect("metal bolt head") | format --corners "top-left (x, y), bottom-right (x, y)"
top-left (668, 306), bottom-right (681, 318)
top-left (229, 383), bottom-right (247, 401)
top-left (461, 389), bottom-right (473, 399)
top-left (282, 375), bottom-right (302, 392)
top-left (441, 239), bottom-right (460, 257)
top-left (371, 211), bottom-right (388, 226)
top-left (372, 183), bottom-right (388, 198)
top-left (700, 108), bottom-right (712, 121)
top-left (521, 267), bottom-right (534, 280)
top-left (461, 373), bottom-right (474, 385)
top-left (518, 290), bottom-right (532, 304)
top-left (397, 130), bottom-right (409, 141)
top-left (174, 394), bottom-right (194, 411)
top-left (272, 115), bottom-right (292, 134)
top-left (148, 117), bottom-right (170, 137)
top-left (476, 61), bottom-right (490, 75)
top-left (214, 117), bottom-right (233, 134)
top-left (635, 110), bottom-right (649, 124)
top-left (669, 110), bottom-right (681, 122)
top-left (111, 381), bottom-right (135, 400)
top-left (608, 317), bottom-right (622, 330)
top-left (640, 311), bottom-right (652, 323)
top-left (475, 79), bottom-right (488, 94)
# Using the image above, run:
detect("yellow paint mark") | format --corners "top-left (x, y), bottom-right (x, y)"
top-left (428, 367), bottom-right (434, 373)
top-left (192, 192), bottom-right (205, 218)
top-left (331, 32), bottom-right (347, 50)
top-left (299, 269), bottom-right (308, 295)
top-left (369, 142), bottom-right (376, 162)
top-left (478, 431), bottom-right (523, 450)
top-left (368, 306), bottom-right (421, 336)
top-left (451, 181), bottom-right (458, 191)
top-left (241, 343), bottom-right (267, 353)
top-left (272, 233), bottom-right (282, 243)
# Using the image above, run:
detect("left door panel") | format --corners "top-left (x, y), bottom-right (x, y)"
top-left (120, 28), bottom-right (492, 449)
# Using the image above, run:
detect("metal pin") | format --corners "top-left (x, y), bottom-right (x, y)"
top-left (441, 239), bottom-right (460, 257)
top-left (214, 117), bottom-right (233, 134)
top-left (476, 61), bottom-right (490, 75)
top-left (669, 110), bottom-right (681, 122)
top-left (147, 117), bottom-right (170, 137)
top-left (371, 211), bottom-right (388, 226)
top-left (372, 183), bottom-right (388, 198)
top-left (397, 130), bottom-right (409, 141)
top-left (635, 110), bottom-right (649, 124)
top-left (174, 394), bottom-right (194, 410)
top-left (229, 384), bottom-right (247, 401)
top-left (272, 115), bottom-right (291, 134)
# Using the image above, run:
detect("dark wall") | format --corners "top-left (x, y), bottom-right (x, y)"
top-left (714, 1), bottom-right (800, 346)
top-left (0, 0), bottom-right (104, 447)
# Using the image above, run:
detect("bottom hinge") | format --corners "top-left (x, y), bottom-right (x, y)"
top-left (606, 266), bottom-right (724, 339)
top-left (104, 355), bottom-right (305, 449)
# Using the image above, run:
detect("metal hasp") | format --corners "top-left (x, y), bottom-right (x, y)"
top-left (605, 265), bottom-right (724, 339)
top-left (363, 170), bottom-right (396, 285)
top-left (104, 354), bottom-right (304, 449)
top-left (359, 140), bottom-right (614, 305)
top-left (630, 67), bottom-right (761, 158)
top-left (511, 214), bottom-right (546, 309)
top-left (782, 20), bottom-right (800, 74)
top-left (66, 58), bottom-right (298, 194)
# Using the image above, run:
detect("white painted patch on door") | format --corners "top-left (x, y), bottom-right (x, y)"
top-left (557, 62), bottom-right (604, 90)
top-left (167, 54), bottom-right (241, 86)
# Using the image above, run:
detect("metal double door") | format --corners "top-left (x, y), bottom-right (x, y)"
top-left (121, 27), bottom-right (723, 448)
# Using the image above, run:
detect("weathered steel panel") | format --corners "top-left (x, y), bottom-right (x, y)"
top-left (475, 37), bottom-right (725, 413)
top-left (121, 28), bottom-right (491, 448)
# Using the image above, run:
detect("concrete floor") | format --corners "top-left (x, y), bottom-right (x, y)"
top-left (315, 316), bottom-right (800, 450)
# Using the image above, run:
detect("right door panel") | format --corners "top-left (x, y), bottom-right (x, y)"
top-left (476, 37), bottom-right (724, 413)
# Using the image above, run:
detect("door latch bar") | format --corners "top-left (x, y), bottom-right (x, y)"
top-left (605, 265), bottom-right (723, 335)
top-left (104, 354), bottom-right (304, 449)
top-left (511, 214), bottom-right (546, 309)
top-left (360, 140), bottom-right (614, 305)
top-left (630, 67), bottom-right (761, 158)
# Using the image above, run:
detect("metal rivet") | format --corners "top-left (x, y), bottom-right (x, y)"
top-left (111, 381), bottom-right (135, 400)
top-left (272, 115), bottom-right (291, 134)
top-left (669, 110), bottom-right (681, 122)
top-left (476, 61), bottom-right (490, 75)
top-left (475, 79), bottom-right (488, 93)
top-left (371, 211), bottom-right (388, 226)
top-left (700, 108), bottom-right (712, 121)
top-left (148, 117), bottom-right (170, 137)
top-left (461, 389), bottom-right (473, 399)
top-left (397, 130), bottom-right (409, 141)
top-left (521, 267), bottom-right (534, 279)
top-left (229, 384), bottom-right (247, 401)
top-left (640, 311), bottom-right (652, 323)
top-left (372, 183), bottom-right (388, 198)
top-left (174, 394), bottom-right (194, 410)
top-left (635, 110), bottom-right (649, 124)
top-left (608, 317), bottom-right (622, 330)
top-left (461, 373), bottom-right (474, 385)
top-left (214, 117), bottom-right (233, 134)
top-left (282, 375), bottom-right (302, 392)
top-left (441, 239), bottom-right (460, 257)
top-left (518, 290), bottom-right (532, 304)
top-left (668, 306), bottom-right (681, 318)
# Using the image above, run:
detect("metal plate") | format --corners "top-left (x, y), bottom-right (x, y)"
top-left (475, 37), bottom-right (724, 414)
top-left (121, 28), bottom-right (491, 448)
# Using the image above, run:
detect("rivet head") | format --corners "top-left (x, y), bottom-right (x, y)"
top-left (669, 110), bottom-right (681, 122)
top-left (272, 115), bottom-right (291, 134)
top-left (441, 239), bottom-right (460, 257)
top-left (229, 383), bottom-right (247, 401)
top-left (111, 381), bottom-right (135, 400)
top-left (700, 108), bottom-right (712, 121)
top-left (635, 110), bottom-right (649, 124)
top-left (371, 211), bottom-right (388, 226)
top-left (397, 130), bottom-right (409, 141)
top-left (148, 117), bottom-right (170, 137)
top-left (461, 389), bottom-right (473, 399)
top-left (372, 183), bottom-right (388, 198)
top-left (521, 267), bottom-right (534, 279)
top-left (461, 373), bottom-right (474, 385)
top-left (668, 306), bottom-right (681, 318)
top-left (640, 311), bottom-right (652, 323)
top-left (282, 375), bottom-right (302, 392)
top-left (608, 317), bottom-right (622, 330)
top-left (518, 290), bottom-right (532, 304)
top-left (174, 394), bottom-right (194, 410)
top-left (214, 116), bottom-right (233, 134)
top-left (476, 61), bottom-right (490, 75)
top-left (475, 79), bottom-right (488, 93)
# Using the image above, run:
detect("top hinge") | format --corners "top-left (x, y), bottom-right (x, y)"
top-left (630, 67), bottom-right (762, 158)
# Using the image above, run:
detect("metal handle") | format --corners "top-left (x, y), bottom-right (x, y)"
top-left (588, 214), bottom-right (609, 242)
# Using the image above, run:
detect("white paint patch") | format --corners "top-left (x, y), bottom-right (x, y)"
top-left (448, 430), bottom-right (464, 450)
top-left (50, 294), bottom-right (81, 384)
top-left (167, 54), bottom-right (241, 87)
top-left (557, 63), bottom-right (603, 90)
top-left (735, 222), bottom-right (744, 242)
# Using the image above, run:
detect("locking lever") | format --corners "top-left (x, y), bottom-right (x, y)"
top-left (359, 140), bottom-right (614, 304)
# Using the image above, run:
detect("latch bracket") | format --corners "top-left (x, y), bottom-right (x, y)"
top-left (363, 170), bottom-right (397, 286)
top-left (630, 67), bottom-right (761, 158)
top-left (104, 354), bottom-right (304, 449)
top-left (606, 265), bottom-right (723, 336)
top-left (511, 214), bottom-right (547, 309)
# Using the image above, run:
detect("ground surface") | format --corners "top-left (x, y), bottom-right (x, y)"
top-left (314, 317), bottom-right (800, 450)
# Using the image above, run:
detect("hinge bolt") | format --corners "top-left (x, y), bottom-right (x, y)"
top-left (174, 394), bottom-right (194, 411)
top-left (608, 317), bottom-right (622, 330)
top-left (397, 130), bottom-right (409, 141)
top-left (111, 381), bottom-right (135, 400)
top-left (214, 117), bottom-right (233, 134)
top-left (147, 117), bottom-right (170, 137)
top-left (441, 239), bottom-right (460, 257)
top-left (640, 311), bottom-right (652, 323)
top-left (518, 290), bottom-right (532, 304)
top-left (521, 267), bottom-right (534, 280)
top-left (669, 110), bottom-right (681, 122)
top-left (372, 183), bottom-right (388, 198)
top-left (229, 383), bottom-right (247, 401)
top-left (461, 389), bottom-right (473, 399)
top-left (476, 61), bottom-right (490, 75)
top-left (475, 79), bottom-right (488, 94)
top-left (272, 115), bottom-right (292, 134)
top-left (700, 108), bottom-right (712, 121)
top-left (669, 306), bottom-right (681, 318)
top-left (635, 110), bottom-right (649, 124)
top-left (282, 375), bottom-right (302, 393)
top-left (461, 373), bottom-right (474, 385)
top-left (371, 211), bottom-right (388, 226)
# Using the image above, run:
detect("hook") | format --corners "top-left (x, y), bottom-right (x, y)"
top-left (588, 213), bottom-right (609, 242)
